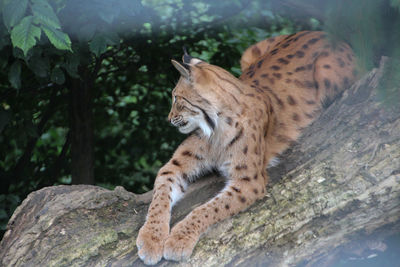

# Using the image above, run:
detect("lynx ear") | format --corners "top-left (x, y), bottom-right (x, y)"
top-left (171, 59), bottom-right (190, 79)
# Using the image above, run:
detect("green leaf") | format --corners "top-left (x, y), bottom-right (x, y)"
top-left (42, 25), bottom-right (72, 51)
top-left (32, 0), bottom-right (61, 29)
top-left (8, 61), bottom-right (21, 89)
top-left (10, 16), bottom-right (42, 56)
top-left (2, 0), bottom-right (28, 29)
top-left (51, 66), bottom-right (65, 84)
top-left (89, 34), bottom-right (107, 57)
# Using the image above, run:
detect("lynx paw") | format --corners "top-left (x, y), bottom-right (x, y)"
top-left (136, 224), bottom-right (168, 265)
top-left (163, 229), bottom-right (198, 262)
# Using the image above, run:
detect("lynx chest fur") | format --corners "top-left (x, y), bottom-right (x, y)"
top-left (136, 31), bottom-right (357, 265)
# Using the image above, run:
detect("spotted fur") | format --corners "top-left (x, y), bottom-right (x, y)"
top-left (136, 31), bottom-right (358, 265)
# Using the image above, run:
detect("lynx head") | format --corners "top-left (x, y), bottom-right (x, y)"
top-left (168, 49), bottom-right (233, 137)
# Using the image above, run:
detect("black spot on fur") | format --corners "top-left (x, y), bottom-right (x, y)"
top-left (232, 186), bottom-right (241, 193)
top-left (270, 48), bottom-right (279, 55)
top-left (235, 164), bottom-right (248, 170)
top-left (179, 184), bottom-right (185, 193)
top-left (295, 50), bottom-right (305, 58)
top-left (228, 127), bottom-right (244, 147)
top-left (324, 78), bottom-right (331, 89)
top-left (241, 177), bottom-right (251, 182)
top-left (347, 53), bottom-right (353, 62)
top-left (182, 151), bottom-right (192, 157)
top-left (308, 38), bottom-right (320, 45)
top-left (287, 95), bottom-right (297, 105)
top-left (172, 159), bottom-right (181, 166)
top-left (337, 57), bottom-right (345, 68)
top-left (278, 58), bottom-right (290, 64)
top-left (295, 66), bottom-right (306, 72)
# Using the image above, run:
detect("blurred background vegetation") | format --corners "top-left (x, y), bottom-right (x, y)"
top-left (0, 0), bottom-right (399, 237)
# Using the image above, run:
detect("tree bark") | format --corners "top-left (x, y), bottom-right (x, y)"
top-left (1, 58), bottom-right (399, 267)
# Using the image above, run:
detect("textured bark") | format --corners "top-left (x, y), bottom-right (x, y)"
top-left (1, 58), bottom-right (399, 267)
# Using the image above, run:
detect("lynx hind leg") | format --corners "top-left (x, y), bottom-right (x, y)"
top-left (240, 35), bottom-right (287, 71)
top-left (313, 43), bottom-right (358, 105)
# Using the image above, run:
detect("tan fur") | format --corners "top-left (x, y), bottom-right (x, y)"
top-left (137, 31), bottom-right (358, 265)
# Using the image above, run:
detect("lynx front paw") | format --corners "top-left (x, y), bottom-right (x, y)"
top-left (136, 223), bottom-right (168, 265)
top-left (163, 229), bottom-right (199, 262)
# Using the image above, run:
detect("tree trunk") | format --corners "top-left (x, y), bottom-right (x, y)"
top-left (69, 75), bottom-right (95, 185)
top-left (1, 58), bottom-right (399, 266)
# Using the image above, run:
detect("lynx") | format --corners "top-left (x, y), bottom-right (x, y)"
top-left (136, 31), bottom-right (357, 265)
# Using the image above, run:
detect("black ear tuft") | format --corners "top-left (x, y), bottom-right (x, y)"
top-left (182, 46), bottom-right (193, 64)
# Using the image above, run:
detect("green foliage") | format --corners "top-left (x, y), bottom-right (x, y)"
top-left (31, 0), bottom-right (62, 30)
top-left (2, 0), bottom-right (28, 29)
top-left (10, 16), bottom-right (42, 56)
top-left (42, 25), bottom-right (71, 51)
